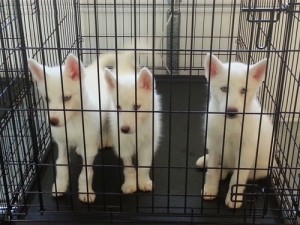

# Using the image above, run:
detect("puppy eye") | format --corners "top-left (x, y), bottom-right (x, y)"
top-left (63, 96), bottom-right (72, 102)
top-left (133, 104), bottom-right (141, 110)
top-left (220, 87), bottom-right (228, 93)
top-left (117, 105), bottom-right (121, 110)
top-left (241, 88), bottom-right (247, 94)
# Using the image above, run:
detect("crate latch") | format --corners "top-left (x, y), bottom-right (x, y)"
top-left (241, 1), bottom-right (291, 49)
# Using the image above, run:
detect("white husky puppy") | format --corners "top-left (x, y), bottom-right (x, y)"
top-left (28, 54), bottom-right (111, 203)
top-left (196, 54), bottom-right (273, 208)
top-left (104, 56), bottom-right (162, 194)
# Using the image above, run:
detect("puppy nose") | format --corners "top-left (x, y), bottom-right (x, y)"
top-left (226, 107), bottom-right (238, 118)
top-left (49, 117), bottom-right (59, 126)
top-left (121, 126), bottom-right (130, 134)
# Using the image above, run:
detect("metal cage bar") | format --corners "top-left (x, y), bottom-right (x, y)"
top-left (0, 0), bottom-right (299, 224)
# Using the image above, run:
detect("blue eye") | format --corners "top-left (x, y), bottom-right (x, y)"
top-left (241, 88), bottom-right (247, 94)
top-left (63, 96), bottom-right (72, 101)
top-left (220, 87), bottom-right (228, 93)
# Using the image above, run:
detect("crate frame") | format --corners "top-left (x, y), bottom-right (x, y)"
top-left (0, 0), bottom-right (299, 224)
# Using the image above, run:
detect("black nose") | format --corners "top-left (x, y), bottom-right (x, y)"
top-left (226, 108), bottom-right (238, 118)
top-left (121, 126), bottom-right (130, 134)
top-left (49, 118), bottom-right (59, 126)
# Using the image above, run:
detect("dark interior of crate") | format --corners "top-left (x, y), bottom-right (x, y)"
top-left (0, 77), bottom-right (27, 120)
top-left (17, 76), bottom-right (282, 224)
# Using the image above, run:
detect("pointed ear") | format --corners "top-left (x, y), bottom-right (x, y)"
top-left (104, 68), bottom-right (116, 90)
top-left (64, 54), bottom-right (85, 81)
top-left (204, 54), bottom-right (225, 79)
top-left (138, 67), bottom-right (153, 91)
top-left (250, 58), bottom-right (267, 83)
top-left (28, 58), bottom-right (45, 82)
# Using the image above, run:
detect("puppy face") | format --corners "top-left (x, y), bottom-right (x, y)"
top-left (28, 54), bottom-right (86, 127)
top-left (104, 67), bottom-right (154, 134)
top-left (205, 54), bottom-right (267, 118)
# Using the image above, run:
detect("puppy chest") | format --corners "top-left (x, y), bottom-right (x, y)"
top-left (51, 122), bottom-right (85, 146)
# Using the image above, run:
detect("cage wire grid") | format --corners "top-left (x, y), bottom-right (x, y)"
top-left (0, 0), bottom-right (299, 224)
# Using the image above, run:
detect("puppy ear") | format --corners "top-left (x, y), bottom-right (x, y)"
top-left (28, 58), bottom-right (44, 82)
top-left (138, 67), bottom-right (153, 91)
top-left (204, 54), bottom-right (224, 79)
top-left (104, 68), bottom-right (116, 90)
top-left (249, 58), bottom-right (267, 83)
top-left (65, 54), bottom-right (85, 81)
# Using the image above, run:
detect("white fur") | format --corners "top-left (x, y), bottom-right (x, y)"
top-left (196, 54), bottom-right (273, 208)
top-left (104, 61), bottom-right (162, 194)
top-left (28, 54), bottom-right (111, 203)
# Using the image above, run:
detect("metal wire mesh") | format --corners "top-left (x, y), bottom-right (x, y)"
top-left (0, 0), bottom-right (299, 224)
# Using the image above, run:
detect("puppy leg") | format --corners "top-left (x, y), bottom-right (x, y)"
top-left (101, 131), bottom-right (112, 148)
top-left (52, 142), bottom-right (69, 197)
top-left (225, 144), bottom-right (254, 208)
top-left (220, 168), bottom-right (229, 180)
top-left (121, 156), bottom-right (137, 194)
top-left (137, 144), bottom-right (154, 192)
top-left (197, 154), bottom-right (228, 179)
top-left (202, 152), bottom-right (221, 200)
top-left (78, 145), bottom-right (97, 203)
top-left (249, 166), bottom-right (268, 181)
top-left (100, 121), bottom-right (113, 148)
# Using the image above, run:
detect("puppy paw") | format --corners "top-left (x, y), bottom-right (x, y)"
top-left (79, 191), bottom-right (96, 203)
top-left (225, 192), bottom-right (243, 208)
top-left (52, 181), bottom-right (68, 197)
top-left (138, 179), bottom-right (153, 192)
top-left (196, 156), bottom-right (205, 167)
top-left (202, 183), bottom-right (218, 200)
top-left (122, 181), bottom-right (137, 194)
top-left (196, 154), bottom-right (209, 167)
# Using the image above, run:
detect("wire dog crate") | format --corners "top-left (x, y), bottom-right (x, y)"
top-left (0, 0), bottom-right (300, 224)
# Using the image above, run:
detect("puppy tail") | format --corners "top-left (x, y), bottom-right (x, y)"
top-left (96, 52), bottom-right (135, 74)
top-left (97, 39), bottom-right (159, 73)
top-left (97, 53), bottom-right (120, 69)
top-left (123, 38), bottom-right (160, 69)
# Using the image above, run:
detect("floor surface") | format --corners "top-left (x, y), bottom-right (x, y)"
top-left (14, 76), bottom-right (283, 224)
